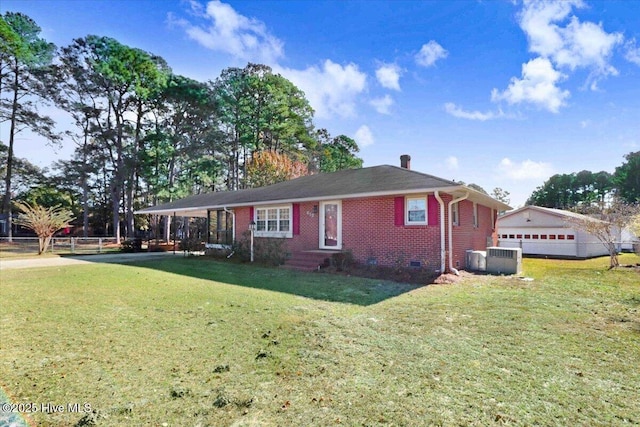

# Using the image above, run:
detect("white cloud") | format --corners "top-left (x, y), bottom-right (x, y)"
top-left (278, 60), bottom-right (367, 119)
top-left (518, 0), bottom-right (580, 58)
top-left (446, 156), bottom-right (459, 170)
top-left (174, 2), bottom-right (370, 119)
top-left (415, 41), bottom-right (448, 67)
top-left (444, 102), bottom-right (504, 121)
top-left (491, 57), bottom-right (570, 113)
top-left (171, 0), bottom-right (284, 64)
top-left (354, 125), bottom-right (374, 147)
top-left (518, 0), bottom-right (623, 83)
top-left (370, 95), bottom-right (394, 115)
top-left (375, 64), bottom-right (402, 91)
top-left (624, 39), bottom-right (640, 66)
top-left (499, 158), bottom-right (554, 181)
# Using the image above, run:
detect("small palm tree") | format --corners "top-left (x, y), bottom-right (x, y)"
top-left (13, 201), bottom-right (75, 255)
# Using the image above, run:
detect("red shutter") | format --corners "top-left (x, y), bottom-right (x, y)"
top-left (292, 203), bottom-right (300, 235)
top-left (394, 197), bottom-right (404, 226)
top-left (249, 206), bottom-right (254, 223)
top-left (428, 195), bottom-right (439, 225)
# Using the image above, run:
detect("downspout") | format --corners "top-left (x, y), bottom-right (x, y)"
top-left (448, 192), bottom-right (469, 274)
top-left (434, 191), bottom-right (446, 274)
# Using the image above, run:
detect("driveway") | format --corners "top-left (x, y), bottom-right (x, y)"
top-left (0, 252), bottom-right (182, 270)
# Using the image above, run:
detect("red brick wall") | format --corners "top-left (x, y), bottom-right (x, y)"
top-left (234, 206), bottom-right (251, 240)
top-left (233, 194), bottom-right (496, 271)
top-left (341, 196), bottom-right (442, 269)
top-left (450, 200), bottom-right (495, 269)
top-left (233, 202), bottom-right (319, 256)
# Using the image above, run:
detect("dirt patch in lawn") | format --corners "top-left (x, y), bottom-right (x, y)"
top-left (619, 263), bottom-right (640, 272)
top-left (321, 263), bottom-right (439, 285)
top-left (320, 261), bottom-right (515, 286)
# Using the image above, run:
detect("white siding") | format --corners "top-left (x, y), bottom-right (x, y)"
top-left (497, 207), bottom-right (609, 258)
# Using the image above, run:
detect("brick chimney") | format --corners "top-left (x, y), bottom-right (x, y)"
top-left (400, 154), bottom-right (411, 170)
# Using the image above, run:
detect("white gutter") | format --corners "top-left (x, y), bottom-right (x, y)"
top-left (434, 191), bottom-right (446, 273)
top-left (135, 186), bottom-right (465, 215)
top-left (448, 191), bottom-right (469, 273)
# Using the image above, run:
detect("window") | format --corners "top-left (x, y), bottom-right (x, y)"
top-left (567, 234), bottom-right (575, 240)
top-left (255, 205), bottom-right (292, 238)
top-left (516, 234), bottom-right (523, 239)
top-left (540, 235), bottom-right (547, 239)
top-left (509, 234), bottom-right (515, 239)
top-left (524, 234), bottom-right (531, 239)
top-left (208, 209), bottom-right (233, 245)
top-left (532, 234), bottom-right (539, 239)
top-left (406, 197), bottom-right (427, 225)
top-left (452, 202), bottom-right (459, 226)
top-left (549, 235), bottom-right (556, 240)
top-left (558, 234), bottom-right (565, 240)
top-left (472, 202), bottom-right (478, 227)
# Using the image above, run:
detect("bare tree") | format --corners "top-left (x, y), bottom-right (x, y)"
top-left (567, 202), bottom-right (640, 269)
top-left (13, 201), bottom-right (74, 255)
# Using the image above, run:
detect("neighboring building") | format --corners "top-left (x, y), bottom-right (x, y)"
top-left (137, 156), bottom-right (511, 272)
top-left (0, 213), bottom-right (7, 236)
top-left (497, 206), bottom-right (612, 258)
top-left (621, 227), bottom-right (638, 252)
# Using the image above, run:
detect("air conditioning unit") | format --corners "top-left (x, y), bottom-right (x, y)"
top-left (466, 250), bottom-right (486, 272)
top-left (486, 247), bottom-right (522, 275)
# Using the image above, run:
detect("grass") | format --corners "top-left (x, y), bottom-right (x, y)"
top-left (0, 245), bottom-right (121, 259)
top-left (1, 255), bottom-right (639, 426)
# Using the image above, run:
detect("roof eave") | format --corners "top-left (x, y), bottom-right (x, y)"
top-left (135, 185), bottom-right (511, 215)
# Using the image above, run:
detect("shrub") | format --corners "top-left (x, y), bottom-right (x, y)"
top-left (120, 238), bottom-right (142, 253)
top-left (232, 230), bottom-right (287, 266)
top-left (331, 250), bottom-right (355, 271)
top-left (178, 237), bottom-right (203, 253)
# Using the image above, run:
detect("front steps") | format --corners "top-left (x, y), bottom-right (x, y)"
top-left (282, 251), bottom-right (338, 271)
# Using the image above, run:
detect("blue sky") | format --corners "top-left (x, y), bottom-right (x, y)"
top-left (2, 0), bottom-right (639, 207)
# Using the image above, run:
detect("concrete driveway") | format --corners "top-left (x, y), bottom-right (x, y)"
top-left (0, 251), bottom-right (182, 270)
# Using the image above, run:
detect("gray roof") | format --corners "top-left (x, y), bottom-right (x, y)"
top-left (137, 165), bottom-right (512, 217)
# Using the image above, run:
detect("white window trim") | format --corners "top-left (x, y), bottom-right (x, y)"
top-left (405, 196), bottom-right (428, 225)
top-left (452, 202), bottom-right (459, 226)
top-left (319, 200), bottom-right (343, 249)
top-left (254, 204), bottom-right (293, 238)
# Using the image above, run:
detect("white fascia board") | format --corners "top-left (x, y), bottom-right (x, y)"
top-left (214, 187), bottom-right (460, 209)
top-left (136, 185), bottom-right (510, 215)
top-left (211, 188), bottom-right (446, 209)
top-left (134, 208), bottom-right (209, 217)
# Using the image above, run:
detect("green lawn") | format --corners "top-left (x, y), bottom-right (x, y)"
top-left (1, 255), bottom-right (638, 426)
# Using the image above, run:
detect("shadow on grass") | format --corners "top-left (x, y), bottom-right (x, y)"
top-left (124, 255), bottom-right (425, 306)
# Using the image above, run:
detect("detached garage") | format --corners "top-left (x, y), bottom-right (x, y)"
top-left (496, 206), bottom-right (610, 259)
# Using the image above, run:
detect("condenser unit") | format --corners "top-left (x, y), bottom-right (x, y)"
top-left (486, 247), bottom-right (522, 275)
top-left (466, 250), bottom-right (486, 272)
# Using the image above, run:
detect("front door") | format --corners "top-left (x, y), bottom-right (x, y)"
top-left (319, 201), bottom-right (342, 249)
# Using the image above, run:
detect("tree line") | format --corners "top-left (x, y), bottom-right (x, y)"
top-left (1, 12), bottom-right (363, 241)
top-left (526, 152), bottom-right (640, 210)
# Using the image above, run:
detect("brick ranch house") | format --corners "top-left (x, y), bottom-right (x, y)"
top-left (137, 156), bottom-right (511, 272)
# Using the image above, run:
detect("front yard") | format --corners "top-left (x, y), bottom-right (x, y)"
top-left (1, 255), bottom-right (638, 426)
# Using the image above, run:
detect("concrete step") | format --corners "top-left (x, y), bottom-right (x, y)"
top-left (282, 251), bottom-right (334, 271)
